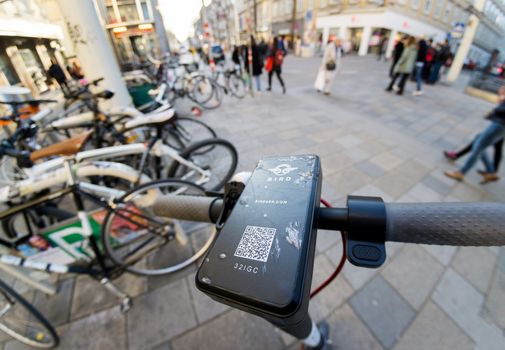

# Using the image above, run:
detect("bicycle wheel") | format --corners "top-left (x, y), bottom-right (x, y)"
top-left (227, 73), bottom-right (246, 99)
top-left (102, 179), bottom-right (216, 276)
top-left (198, 81), bottom-right (223, 110)
top-left (0, 279), bottom-right (58, 348)
top-left (188, 76), bottom-right (214, 105)
top-left (163, 117), bottom-right (217, 153)
top-left (167, 138), bottom-right (238, 191)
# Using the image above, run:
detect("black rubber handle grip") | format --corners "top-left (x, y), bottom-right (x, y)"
top-left (153, 195), bottom-right (223, 223)
top-left (385, 202), bottom-right (505, 246)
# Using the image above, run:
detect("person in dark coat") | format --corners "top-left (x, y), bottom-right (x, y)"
top-left (47, 57), bottom-right (69, 95)
top-left (413, 38), bottom-right (427, 96)
top-left (251, 36), bottom-right (263, 91)
top-left (428, 40), bottom-right (450, 84)
top-left (389, 37), bottom-right (405, 78)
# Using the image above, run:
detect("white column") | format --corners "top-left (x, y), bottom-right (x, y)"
top-left (447, 0), bottom-right (486, 82)
top-left (385, 29), bottom-right (398, 59)
top-left (56, 0), bottom-right (131, 107)
top-left (358, 26), bottom-right (372, 56)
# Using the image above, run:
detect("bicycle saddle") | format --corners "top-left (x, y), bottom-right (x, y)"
top-left (29, 130), bottom-right (93, 162)
top-left (123, 108), bottom-right (175, 130)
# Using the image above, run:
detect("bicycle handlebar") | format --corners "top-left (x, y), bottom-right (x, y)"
top-left (153, 195), bottom-right (505, 246)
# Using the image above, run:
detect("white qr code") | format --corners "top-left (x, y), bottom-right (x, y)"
top-left (234, 226), bottom-right (277, 262)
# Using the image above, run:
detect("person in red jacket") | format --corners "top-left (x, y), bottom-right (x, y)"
top-left (265, 36), bottom-right (286, 94)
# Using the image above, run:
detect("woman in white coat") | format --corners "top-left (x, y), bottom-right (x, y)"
top-left (314, 38), bottom-right (342, 95)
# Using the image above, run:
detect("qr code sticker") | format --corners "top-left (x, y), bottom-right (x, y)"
top-left (234, 226), bottom-right (277, 262)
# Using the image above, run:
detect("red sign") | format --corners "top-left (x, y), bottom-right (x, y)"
top-left (403, 21), bottom-right (409, 28)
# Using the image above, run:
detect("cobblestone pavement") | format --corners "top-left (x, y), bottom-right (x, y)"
top-left (2, 56), bottom-right (505, 350)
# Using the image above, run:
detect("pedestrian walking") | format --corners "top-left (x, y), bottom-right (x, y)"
top-left (389, 37), bottom-right (405, 78)
top-left (386, 36), bottom-right (417, 96)
top-left (265, 37), bottom-right (286, 94)
top-left (47, 58), bottom-right (69, 95)
top-left (445, 86), bottom-right (505, 182)
top-left (314, 38), bottom-right (342, 95)
top-left (377, 35), bottom-right (387, 61)
top-left (444, 137), bottom-right (503, 183)
top-left (249, 36), bottom-right (263, 91)
top-left (422, 39), bottom-right (435, 81)
top-left (428, 40), bottom-right (450, 84)
top-left (413, 38), bottom-right (428, 96)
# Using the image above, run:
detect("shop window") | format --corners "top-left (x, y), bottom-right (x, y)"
top-left (320, 0), bottom-right (328, 7)
top-left (117, 0), bottom-right (139, 22)
top-left (107, 6), bottom-right (117, 23)
top-left (423, 0), bottom-right (432, 14)
top-left (397, 0), bottom-right (406, 5)
top-left (0, 55), bottom-right (19, 85)
top-left (411, 0), bottom-right (420, 10)
top-left (433, 0), bottom-right (444, 18)
top-left (141, 1), bottom-right (150, 20)
top-left (443, 2), bottom-right (452, 22)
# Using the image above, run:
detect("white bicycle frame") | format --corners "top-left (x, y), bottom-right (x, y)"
top-left (4, 141), bottom-right (209, 199)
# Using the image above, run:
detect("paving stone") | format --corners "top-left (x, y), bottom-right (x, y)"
top-left (349, 275), bottom-right (415, 348)
top-left (326, 304), bottom-right (383, 350)
top-left (451, 247), bottom-right (497, 293)
top-left (151, 340), bottom-right (172, 350)
top-left (355, 160), bottom-right (385, 178)
top-left (382, 246), bottom-right (444, 310)
top-left (186, 273), bottom-right (229, 324)
top-left (402, 182), bottom-right (444, 202)
top-left (171, 310), bottom-right (283, 350)
top-left (342, 260), bottom-right (379, 291)
top-left (326, 166), bottom-right (372, 195)
top-left (335, 135), bottom-right (363, 149)
top-left (127, 279), bottom-right (197, 350)
top-left (420, 244), bottom-right (457, 266)
top-left (33, 277), bottom-right (74, 327)
top-left (309, 254), bottom-right (354, 322)
top-left (498, 248), bottom-right (505, 272)
top-left (370, 152), bottom-right (403, 171)
top-left (421, 174), bottom-right (453, 197)
top-left (57, 306), bottom-right (126, 349)
top-left (373, 173), bottom-right (417, 199)
top-left (432, 269), bottom-right (505, 350)
top-left (316, 229), bottom-right (341, 253)
top-left (393, 301), bottom-right (474, 350)
top-left (351, 184), bottom-right (394, 202)
top-left (71, 272), bottom-right (146, 320)
top-left (484, 270), bottom-right (505, 330)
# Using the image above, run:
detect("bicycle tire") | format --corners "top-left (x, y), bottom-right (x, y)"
top-left (227, 73), bottom-right (246, 99)
top-left (198, 81), bottom-right (223, 110)
top-left (163, 117), bottom-right (217, 154)
top-left (101, 179), bottom-right (216, 276)
top-left (167, 138), bottom-right (238, 191)
top-left (0, 279), bottom-right (59, 348)
top-left (188, 76), bottom-right (214, 105)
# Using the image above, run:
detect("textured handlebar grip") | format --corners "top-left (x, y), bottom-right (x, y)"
top-left (153, 195), bottom-right (222, 223)
top-left (385, 202), bottom-right (505, 246)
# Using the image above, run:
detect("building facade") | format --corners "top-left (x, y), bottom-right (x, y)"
top-left (0, 0), bottom-right (66, 96)
top-left (195, 0), bottom-right (238, 49)
top-left (235, 0), bottom-right (504, 65)
top-left (315, 0), bottom-right (505, 64)
top-left (96, 0), bottom-right (170, 69)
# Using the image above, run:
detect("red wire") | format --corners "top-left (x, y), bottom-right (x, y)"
top-left (310, 198), bottom-right (347, 299)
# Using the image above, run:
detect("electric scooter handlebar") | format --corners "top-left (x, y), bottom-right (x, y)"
top-left (385, 202), bottom-right (505, 246)
top-left (153, 195), bottom-right (505, 246)
top-left (153, 154), bottom-right (505, 350)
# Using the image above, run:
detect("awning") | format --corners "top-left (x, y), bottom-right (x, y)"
top-left (0, 18), bottom-right (63, 39)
